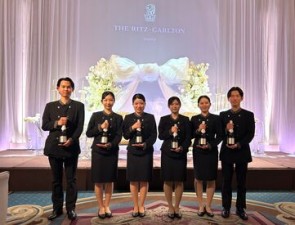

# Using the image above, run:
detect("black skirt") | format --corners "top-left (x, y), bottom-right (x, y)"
top-left (91, 150), bottom-right (118, 183)
top-left (193, 149), bottom-right (218, 181)
top-left (161, 152), bottom-right (187, 182)
top-left (126, 152), bottom-right (153, 182)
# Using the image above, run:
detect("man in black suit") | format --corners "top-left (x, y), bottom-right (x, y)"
top-left (219, 87), bottom-right (255, 220)
top-left (42, 77), bottom-right (84, 221)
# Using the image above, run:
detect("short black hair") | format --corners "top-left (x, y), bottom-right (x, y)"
top-left (57, 77), bottom-right (75, 90)
top-left (168, 96), bottom-right (181, 107)
top-left (227, 86), bottom-right (244, 99)
top-left (197, 95), bottom-right (211, 104)
top-left (101, 91), bottom-right (115, 101)
top-left (132, 93), bottom-right (146, 103)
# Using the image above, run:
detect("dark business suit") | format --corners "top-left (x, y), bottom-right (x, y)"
top-left (191, 113), bottom-right (223, 180)
top-left (42, 99), bottom-right (84, 212)
top-left (219, 108), bottom-right (255, 210)
top-left (86, 111), bottom-right (123, 183)
top-left (158, 114), bottom-right (191, 181)
top-left (122, 112), bottom-right (157, 182)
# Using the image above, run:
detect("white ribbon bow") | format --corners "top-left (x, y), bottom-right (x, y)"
top-left (110, 55), bottom-right (189, 84)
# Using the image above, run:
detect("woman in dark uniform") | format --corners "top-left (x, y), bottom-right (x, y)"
top-left (191, 95), bottom-right (223, 217)
top-left (86, 91), bottom-right (123, 219)
top-left (158, 96), bottom-right (191, 219)
top-left (122, 93), bottom-right (157, 218)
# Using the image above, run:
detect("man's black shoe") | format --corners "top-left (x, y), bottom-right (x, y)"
top-left (48, 209), bottom-right (63, 220)
top-left (67, 210), bottom-right (77, 220)
top-left (221, 208), bottom-right (230, 218)
top-left (236, 208), bottom-right (248, 220)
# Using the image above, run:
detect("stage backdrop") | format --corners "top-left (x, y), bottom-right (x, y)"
top-left (0, 0), bottom-right (294, 154)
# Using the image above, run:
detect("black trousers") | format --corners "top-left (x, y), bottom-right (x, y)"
top-left (221, 161), bottom-right (248, 210)
top-left (48, 156), bottom-right (78, 211)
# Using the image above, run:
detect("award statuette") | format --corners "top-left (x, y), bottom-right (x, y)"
top-left (101, 128), bottom-right (108, 144)
top-left (135, 119), bottom-right (142, 144)
top-left (59, 125), bottom-right (67, 144)
top-left (227, 120), bottom-right (235, 145)
top-left (199, 121), bottom-right (206, 146)
top-left (171, 124), bottom-right (178, 150)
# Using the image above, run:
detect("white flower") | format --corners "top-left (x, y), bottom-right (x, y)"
top-left (24, 113), bottom-right (43, 136)
top-left (179, 62), bottom-right (210, 105)
top-left (24, 113), bottom-right (40, 123)
top-left (83, 57), bottom-right (122, 111)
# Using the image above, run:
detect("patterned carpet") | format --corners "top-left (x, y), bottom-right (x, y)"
top-left (6, 192), bottom-right (295, 225)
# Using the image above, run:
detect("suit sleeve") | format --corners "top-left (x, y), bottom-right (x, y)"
top-left (190, 116), bottom-right (198, 139)
top-left (42, 103), bottom-right (58, 131)
top-left (122, 115), bottom-right (133, 140)
top-left (86, 113), bottom-right (100, 137)
top-left (144, 115), bottom-right (157, 149)
top-left (70, 103), bottom-right (85, 143)
top-left (110, 115), bottom-right (123, 147)
top-left (219, 112), bottom-right (227, 137)
top-left (181, 117), bottom-right (191, 152)
top-left (158, 117), bottom-right (171, 140)
top-left (238, 112), bottom-right (255, 148)
top-left (209, 116), bottom-right (223, 149)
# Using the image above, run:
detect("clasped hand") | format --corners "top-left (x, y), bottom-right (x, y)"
top-left (226, 122), bottom-right (234, 130)
top-left (58, 116), bottom-right (68, 126)
top-left (171, 147), bottom-right (182, 153)
top-left (100, 120), bottom-right (109, 130)
top-left (58, 139), bottom-right (72, 147)
top-left (132, 120), bottom-right (141, 130)
top-left (96, 143), bottom-right (111, 148)
top-left (132, 142), bottom-right (144, 148)
top-left (226, 143), bottom-right (238, 149)
top-left (171, 125), bottom-right (178, 134)
top-left (196, 144), bottom-right (209, 149)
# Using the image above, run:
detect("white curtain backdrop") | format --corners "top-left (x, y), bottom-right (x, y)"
top-left (217, 0), bottom-right (295, 152)
top-left (0, 0), bottom-right (80, 149)
top-left (0, 0), bottom-right (294, 153)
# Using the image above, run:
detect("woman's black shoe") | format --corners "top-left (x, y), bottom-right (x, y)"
top-left (197, 210), bottom-right (206, 217)
top-left (98, 213), bottom-right (106, 219)
top-left (139, 210), bottom-right (146, 217)
top-left (105, 211), bottom-right (112, 218)
top-left (168, 212), bottom-right (175, 219)
top-left (139, 207), bottom-right (146, 217)
top-left (132, 211), bottom-right (139, 217)
top-left (139, 212), bottom-right (145, 217)
top-left (197, 206), bottom-right (206, 217)
top-left (206, 211), bottom-right (214, 217)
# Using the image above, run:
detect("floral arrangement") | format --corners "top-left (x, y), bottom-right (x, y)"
top-left (24, 113), bottom-right (41, 123)
top-left (179, 62), bottom-right (210, 105)
top-left (83, 57), bottom-right (210, 111)
top-left (82, 58), bottom-right (122, 111)
top-left (24, 113), bottom-right (43, 136)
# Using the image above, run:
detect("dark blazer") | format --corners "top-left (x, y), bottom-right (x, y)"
top-left (219, 109), bottom-right (255, 163)
top-left (86, 111), bottom-right (123, 155)
top-left (42, 100), bottom-right (85, 158)
top-left (122, 112), bottom-right (157, 155)
top-left (158, 114), bottom-right (191, 158)
top-left (191, 113), bottom-right (223, 152)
